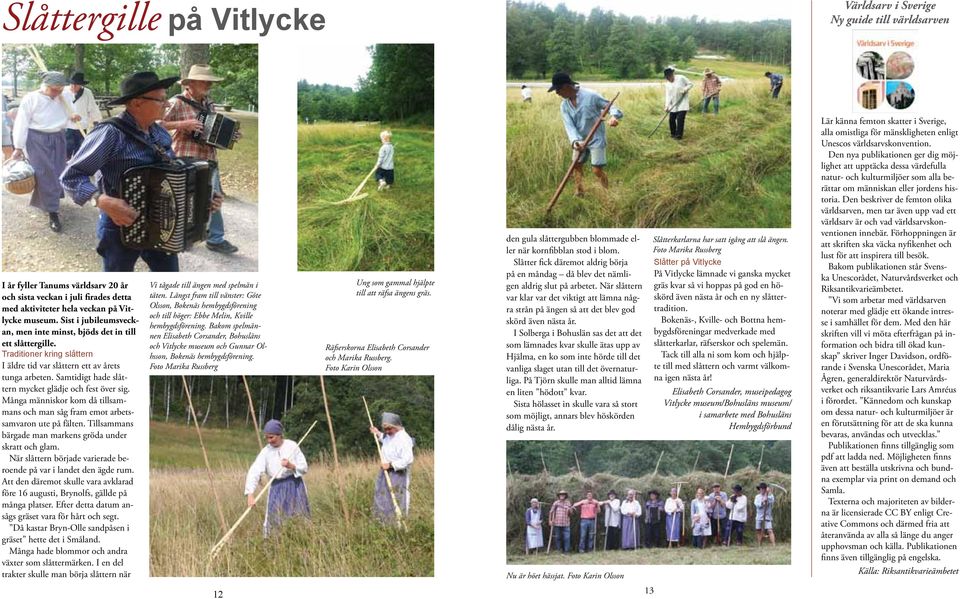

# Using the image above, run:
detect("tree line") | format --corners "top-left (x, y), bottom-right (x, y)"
top-left (507, 440), bottom-right (791, 477)
top-left (298, 44), bottom-right (434, 124)
top-left (3, 44), bottom-right (258, 110)
top-left (150, 375), bottom-right (433, 459)
top-left (506, 2), bottom-right (791, 79)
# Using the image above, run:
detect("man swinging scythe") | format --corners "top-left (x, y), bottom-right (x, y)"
top-left (548, 72), bottom-right (622, 204)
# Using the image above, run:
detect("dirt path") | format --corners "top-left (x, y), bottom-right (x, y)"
top-left (1, 189), bottom-right (259, 272)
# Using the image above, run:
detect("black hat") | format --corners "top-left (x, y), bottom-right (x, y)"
top-left (757, 482), bottom-right (768, 490)
top-left (733, 484), bottom-right (743, 492)
top-left (547, 72), bottom-right (577, 93)
top-left (607, 489), bottom-right (618, 497)
top-left (663, 68), bottom-right (675, 77)
top-left (108, 71), bottom-right (179, 106)
top-left (70, 72), bottom-right (89, 85)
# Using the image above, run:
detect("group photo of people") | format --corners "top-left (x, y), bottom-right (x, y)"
top-left (507, 440), bottom-right (791, 565)
top-left (149, 375), bottom-right (434, 577)
top-left (505, 0), bottom-right (791, 229)
top-left (1, 43), bottom-right (259, 272)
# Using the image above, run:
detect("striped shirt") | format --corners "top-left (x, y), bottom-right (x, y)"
top-left (61, 111), bottom-right (174, 204)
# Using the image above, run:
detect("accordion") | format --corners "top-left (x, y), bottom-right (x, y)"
top-left (119, 160), bottom-right (213, 253)
top-left (192, 111), bottom-right (239, 150)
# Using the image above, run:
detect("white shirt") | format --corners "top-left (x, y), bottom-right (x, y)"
top-left (12, 90), bottom-right (70, 149)
top-left (377, 142), bottom-right (395, 170)
top-left (604, 498), bottom-right (622, 527)
top-left (62, 87), bottom-right (101, 131)
top-left (620, 498), bottom-right (641, 518)
top-left (521, 87), bottom-right (532, 100)
top-left (243, 439), bottom-right (308, 495)
top-left (726, 494), bottom-right (749, 522)
top-left (664, 75), bottom-right (693, 112)
top-left (380, 428), bottom-right (414, 470)
top-left (664, 496), bottom-right (684, 514)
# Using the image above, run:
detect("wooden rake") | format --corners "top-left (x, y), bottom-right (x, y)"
top-left (207, 420), bottom-right (319, 564)
top-left (326, 165), bottom-right (377, 205)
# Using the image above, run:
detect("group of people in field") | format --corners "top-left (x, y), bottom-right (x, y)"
top-left (524, 482), bottom-right (778, 554)
top-left (518, 67), bottom-right (785, 198)
top-left (244, 412), bottom-right (415, 536)
top-left (3, 64), bottom-right (242, 271)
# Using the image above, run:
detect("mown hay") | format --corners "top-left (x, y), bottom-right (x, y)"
top-left (507, 468), bottom-right (790, 552)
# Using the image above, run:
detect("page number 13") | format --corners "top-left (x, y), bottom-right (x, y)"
top-left (645, 588), bottom-right (655, 595)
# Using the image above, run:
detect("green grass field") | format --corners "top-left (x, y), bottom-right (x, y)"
top-left (508, 543), bottom-right (791, 565)
top-left (507, 71), bottom-right (790, 228)
top-left (150, 421), bottom-right (434, 577)
top-left (297, 123), bottom-right (434, 271)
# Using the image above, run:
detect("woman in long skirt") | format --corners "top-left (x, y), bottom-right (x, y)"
top-left (664, 487), bottom-right (684, 547)
top-left (619, 489), bottom-right (641, 549)
top-left (10, 71), bottom-right (75, 232)
top-left (691, 487), bottom-right (712, 548)
top-left (370, 412), bottom-right (415, 524)
top-left (525, 498), bottom-right (544, 553)
top-left (244, 419), bottom-right (310, 536)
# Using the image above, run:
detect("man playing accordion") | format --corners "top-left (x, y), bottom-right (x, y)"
top-left (61, 71), bottom-right (222, 272)
top-left (164, 64), bottom-right (239, 255)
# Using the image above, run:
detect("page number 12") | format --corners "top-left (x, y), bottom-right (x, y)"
top-left (214, 592), bottom-right (224, 598)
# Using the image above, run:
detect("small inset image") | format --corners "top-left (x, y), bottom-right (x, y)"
top-left (886, 51), bottom-right (915, 79)
top-left (857, 81), bottom-right (883, 110)
top-left (886, 81), bottom-right (915, 109)
top-left (855, 51), bottom-right (885, 79)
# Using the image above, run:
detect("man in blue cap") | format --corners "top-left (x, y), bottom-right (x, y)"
top-left (549, 72), bottom-right (622, 196)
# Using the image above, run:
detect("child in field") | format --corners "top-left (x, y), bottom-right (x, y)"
top-left (376, 130), bottom-right (394, 191)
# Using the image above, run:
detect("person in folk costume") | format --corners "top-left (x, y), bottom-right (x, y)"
top-left (726, 484), bottom-right (749, 546)
top-left (243, 419), bottom-right (310, 536)
top-left (706, 482), bottom-right (729, 546)
top-left (525, 498), bottom-right (544, 553)
top-left (61, 71), bottom-right (222, 271)
top-left (754, 482), bottom-right (776, 545)
top-left (598, 489), bottom-right (621, 550)
top-left (644, 489), bottom-right (665, 548)
top-left (690, 487), bottom-right (712, 549)
top-left (163, 64), bottom-right (240, 254)
top-left (664, 487), bottom-right (684, 547)
top-left (11, 71), bottom-right (78, 233)
top-left (369, 411), bottom-right (415, 524)
top-left (619, 489), bottom-right (641, 550)
top-left (62, 72), bottom-right (101, 159)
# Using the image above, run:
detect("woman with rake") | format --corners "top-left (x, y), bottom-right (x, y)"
top-left (243, 419), bottom-right (310, 536)
top-left (369, 412), bottom-right (414, 524)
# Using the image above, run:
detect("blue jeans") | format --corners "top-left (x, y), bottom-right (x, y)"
top-left (554, 525), bottom-right (571, 553)
top-left (578, 518), bottom-right (596, 552)
top-left (207, 165), bottom-right (225, 244)
top-left (701, 96), bottom-right (719, 114)
top-left (97, 214), bottom-right (179, 272)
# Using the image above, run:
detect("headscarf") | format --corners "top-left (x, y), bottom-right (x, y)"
top-left (41, 71), bottom-right (69, 86)
top-left (263, 419), bottom-right (283, 435)
top-left (381, 412), bottom-right (402, 428)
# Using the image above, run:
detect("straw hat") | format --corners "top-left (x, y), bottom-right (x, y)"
top-left (180, 64), bottom-right (224, 83)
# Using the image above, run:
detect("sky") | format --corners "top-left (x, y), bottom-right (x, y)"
top-left (298, 45), bottom-right (373, 89)
top-left (534, 0), bottom-right (792, 22)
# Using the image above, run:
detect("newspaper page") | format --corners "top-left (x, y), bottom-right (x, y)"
top-left (0, 0), bottom-right (956, 598)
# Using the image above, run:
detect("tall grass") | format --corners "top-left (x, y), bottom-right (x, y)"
top-left (150, 422), bottom-right (434, 577)
top-left (507, 79), bottom-right (791, 228)
top-left (298, 123), bottom-right (434, 271)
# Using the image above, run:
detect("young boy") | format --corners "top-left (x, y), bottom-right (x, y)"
top-left (375, 130), bottom-right (394, 191)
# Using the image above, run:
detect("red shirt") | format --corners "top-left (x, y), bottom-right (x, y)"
top-left (575, 499), bottom-right (599, 519)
